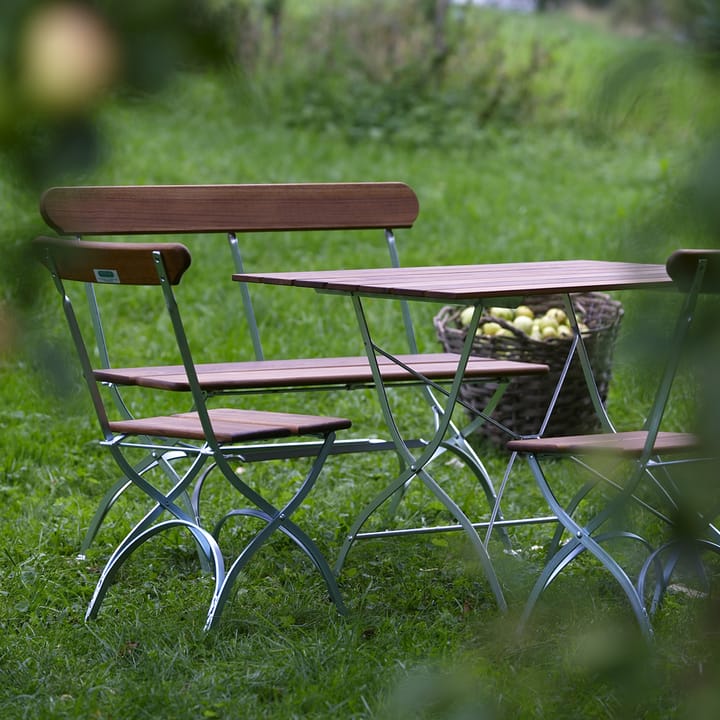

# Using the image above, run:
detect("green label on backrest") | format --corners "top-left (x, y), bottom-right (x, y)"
top-left (93, 268), bottom-right (120, 283)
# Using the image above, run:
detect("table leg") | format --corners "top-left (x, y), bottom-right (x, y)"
top-left (336, 295), bottom-right (507, 610)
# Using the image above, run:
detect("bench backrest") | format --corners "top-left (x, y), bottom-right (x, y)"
top-left (40, 182), bottom-right (421, 361)
top-left (40, 183), bottom-right (419, 234)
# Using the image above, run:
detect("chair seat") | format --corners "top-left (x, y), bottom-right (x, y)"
top-left (109, 408), bottom-right (352, 443)
top-left (506, 430), bottom-right (701, 457)
top-left (95, 352), bottom-right (549, 391)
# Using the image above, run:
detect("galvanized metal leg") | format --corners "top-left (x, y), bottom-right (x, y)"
top-left (203, 432), bottom-right (346, 629)
top-left (637, 538), bottom-right (720, 616)
top-left (520, 454), bottom-right (653, 637)
top-left (78, 449), bottom-right (192, 559)
top-left (85, 519), bottom-right (225, 621)
top-left (336, 296), bottom-right (507, 610)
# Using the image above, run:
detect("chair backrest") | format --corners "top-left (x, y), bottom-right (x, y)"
top-left (34, 236), bottom-right (199, 437)
top-left (35, 235), bottom-right (192, 285)
top-left (666, 249), bottom-right (720, 294)
top-left (638, 248), bottom-right (720, 455)
top-left (40, 183), bottom-right (421, 361)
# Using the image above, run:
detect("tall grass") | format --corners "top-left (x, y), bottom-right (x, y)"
top-left (2, 7), bottom-right (720, 719)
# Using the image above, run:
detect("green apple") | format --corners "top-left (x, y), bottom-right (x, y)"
top-left (514, 305), bottom-right (534, 319)
top-left (480, 322), bottom-right (502, 336)
top-left (489, 306), bottom-right (514, 321)
top-left (545, 307), bottom-right (567, 325)
top-left (459, 306), bottom-right (475, 326)
top-left (537, 314), bottom-right (559, 331)
top-left (512, 314), bottom-right (534, 334)
top-left (541, 325), bottom-right (558, 339)
top-left (557, 324), bottom-right (573, 338)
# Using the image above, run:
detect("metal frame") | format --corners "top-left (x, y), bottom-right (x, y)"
top-left (78, 214), bottom-right (512, 560)
top-left (513, 253), bottom-right (720, 637)
top-left (39, 238), bottom-right (348, 629)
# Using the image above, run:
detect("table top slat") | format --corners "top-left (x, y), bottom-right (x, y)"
top-left (233, 260), bottom-right (672, 300)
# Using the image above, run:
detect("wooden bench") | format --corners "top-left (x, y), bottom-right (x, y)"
top-left (40, 182), bottom-right (549, 550)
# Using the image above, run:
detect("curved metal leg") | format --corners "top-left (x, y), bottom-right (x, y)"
top-left (521, 454), bottom-right (653, 636)
top-left (106, 445), bottom-right (215, 570)
top-left (637, 538), bottom-right (720, 616)
top-left (334, 464), bottom-right (419, 575)
top-left (78, 476), bottom-right (133, 560)
top-left (202, 433), bottom-right (345, 628)
top-left (205, 507), bottom-right (346, 630)
top-left (79, 448), bottom-right (193, 559)
top-left (520, 530), bottom-right (654, 635)
top-left (85, 519), bottom-right (225, 621)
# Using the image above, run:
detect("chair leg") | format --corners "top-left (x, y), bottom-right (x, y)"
top-left (79, 448), bottom-right (193, 559)
top-left (521, 454), bottom-right (654, 637)
top-left (105, 446), bottom-right (216, 572)
top-left (637, 538), bottom-right (720, 616)
top-left (520, 530), bottom-right (654, 635)
top-left (85, 519), bottom-right (225, 621)
top-left (203, 432), bottom-right (346, 629)
top-left (78, 476), bottom-right (132, 560)
top-left (205, 508), bottom-right (346, 631)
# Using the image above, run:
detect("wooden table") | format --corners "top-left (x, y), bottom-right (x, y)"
top-left (233, 259), bottom-right (673, 610)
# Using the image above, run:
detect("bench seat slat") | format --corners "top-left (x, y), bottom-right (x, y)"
top-left (95, 352), bottom-right (549, 391)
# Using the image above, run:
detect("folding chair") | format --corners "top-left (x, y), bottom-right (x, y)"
top-left (39, 183), bottom-right (548, 562)
top-left (507, 249), bottom-right (720, 637)
top-left (35, 235), bottom-right (351, 629)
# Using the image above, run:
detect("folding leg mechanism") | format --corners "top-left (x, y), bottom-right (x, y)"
top-left (36, 236), bottom-right (351, 629)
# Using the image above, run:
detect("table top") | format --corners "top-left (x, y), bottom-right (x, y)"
top-left (233, 259), bottom-right (672, 301)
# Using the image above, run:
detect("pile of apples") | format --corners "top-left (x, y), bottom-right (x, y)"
top-left (458, 304), bottom-right (590, 341)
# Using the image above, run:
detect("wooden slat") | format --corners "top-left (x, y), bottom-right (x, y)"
top-left (506, 430), bottom-right (701, 457)
top-left (109, 408), bottom-right (352, 443)
top-left (94, 353), bottom-right (549, 391)
top-left (233, 260), bottom-right (673, 300)
top-left (40, 183), bottom-right (419, 235)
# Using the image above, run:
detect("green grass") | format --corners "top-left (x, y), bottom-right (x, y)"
top-left (3, 7), bottom-right (720, 720)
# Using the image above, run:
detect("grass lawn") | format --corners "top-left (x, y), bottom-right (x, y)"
top-left (2, 6), bottom-right (720, 719)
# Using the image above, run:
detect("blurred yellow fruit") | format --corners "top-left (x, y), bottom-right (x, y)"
top-left (459, 306), bottom-right (475, 326)
top-left (537, 315), bottom-right (559, 331)
top-left (480, 322), bottom-right (502, 336)
top-left (489, 306), bottom-right (514, 321)
top-left (512, 314), bottom-right (534, 334)
top-left (19, 3), bottom-right (119, 114)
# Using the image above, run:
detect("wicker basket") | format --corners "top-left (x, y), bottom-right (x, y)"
top-left (433, 293), bottom-right (623, 446)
